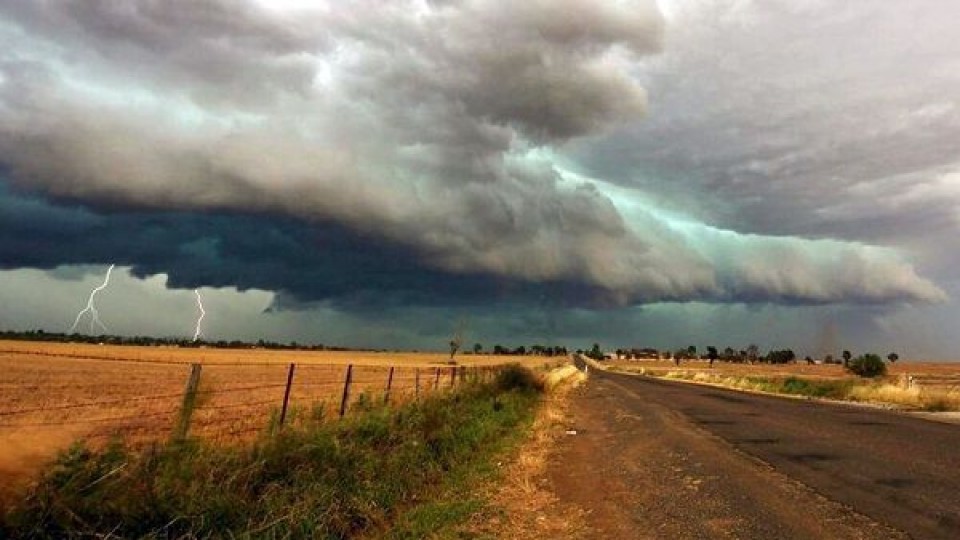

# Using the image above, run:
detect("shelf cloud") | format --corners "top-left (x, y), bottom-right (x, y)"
top-left (0, 0), bottom-right (950, 320)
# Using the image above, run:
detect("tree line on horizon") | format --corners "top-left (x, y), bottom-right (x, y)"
top-left (0, 329), bottom-right (330, 351)
top-left (0, 329), bottom-right (572, 357)
top-left (582, 342), bottom-right (899, 371)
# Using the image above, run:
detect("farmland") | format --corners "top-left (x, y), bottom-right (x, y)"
top-left (604, 357), bottom-right (960, 411)
top-left (605, 357), bottom-right (960, 386)
top-left (0, 339), bottom-right (548, 501)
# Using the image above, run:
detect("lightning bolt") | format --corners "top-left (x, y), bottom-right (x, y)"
top-left (68, 264), bottom-right (115, 334)
top-left (193, 289), bottom-right (205, 342)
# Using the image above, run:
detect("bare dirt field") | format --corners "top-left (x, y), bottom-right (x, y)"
top-left (0, 340), bottom-right (552, 502)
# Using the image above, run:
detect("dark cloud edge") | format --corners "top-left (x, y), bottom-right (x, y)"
top-left (1, 175), bottom-right (945, 312)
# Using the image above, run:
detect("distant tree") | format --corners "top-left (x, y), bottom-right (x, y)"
top-left (842, 350), bottom-right (852, 367)
top-left (887, 352), bottom-right (899, 363)
top-left (448, 339), bottom-right (460, 364)
top-left (513, 345), bottom-right (527, 356)
top-left (746, 344), bottom-right (759, 363)
top-left (805, 356), bottom-right (814, 365)
top-left (473, 343), bottom-right (482, 354)
top-left (765, 349), bottom-right (796, 364)
top-left (587, 343), bottom-right (603, 361)
top-left (847, 353), bottom-right (887, 378)
top-left (706, 346), bottom-right (718, 367)
top-left (824, 354), bottom-right (835, 364)
top-left (448, 319), bottom-right (469, 364)
top-left (722, 347), bottom-right (736, 361)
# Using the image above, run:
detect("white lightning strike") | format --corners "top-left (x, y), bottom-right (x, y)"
top-left (193, 289), bottom-right (206, 342)
top-left (68, 264), bottom-right (116, 334)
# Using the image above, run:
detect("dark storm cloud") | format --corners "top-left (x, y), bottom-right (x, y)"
top-left (0, 0), bottom-right (945, 308)
top-left (0, 177), bottom-right (942, 309)
top-left (0, 179), bottom-right (638, 309)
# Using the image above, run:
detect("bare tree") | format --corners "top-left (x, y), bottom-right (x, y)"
top-left (448, 319), bottom-right (466, 365)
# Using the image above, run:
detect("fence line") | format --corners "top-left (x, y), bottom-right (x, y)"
top-left (0, 360), bottom-right (508, 446)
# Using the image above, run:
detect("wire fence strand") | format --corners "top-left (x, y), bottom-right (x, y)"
top-left (1, 359), bottom-right (511, 444)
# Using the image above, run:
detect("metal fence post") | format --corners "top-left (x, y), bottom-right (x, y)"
top-left (278, 363), bottom-right (296, 427)
top-left (339, 364), bottom-right (354, 418)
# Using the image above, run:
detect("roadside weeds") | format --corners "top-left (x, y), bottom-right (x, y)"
top-left (459, 363), bottom-right (589, 539)
top-left (612, 366), bottom-right (960, 421)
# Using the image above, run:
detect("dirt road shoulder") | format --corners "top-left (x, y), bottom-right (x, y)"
top-left (545, 373), bottom-right (905, 539)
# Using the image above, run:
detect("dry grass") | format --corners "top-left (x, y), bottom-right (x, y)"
top-left (609, 359), bottom-right (851, 380)
top-left (0, 339), bottom-right (539, 367)
top-left (616, 359), bottom-right (960, 411)
top-left (848, 383), bottom-right (960, 411)
top-left (465, 364), bottom-right (588, 539)
top-left (541, 364), bottom-right (586, 392)
top-left (0, 340), bottom-right (552, 503)
top-left (608, 358), bottom-right (960, 379)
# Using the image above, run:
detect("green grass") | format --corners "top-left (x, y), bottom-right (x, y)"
top-left (654, 371), bottom-right (856, 401)
top-left (1, 365), bottom-right (542, 539)
top-left (776, 376), bottom-right (854, 399)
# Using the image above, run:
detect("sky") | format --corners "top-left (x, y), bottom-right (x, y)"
top-left (1, 0), bottom-right (958, 357)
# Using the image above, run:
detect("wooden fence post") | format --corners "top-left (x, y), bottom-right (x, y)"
top-left (172, 363), bottom-right (202, 442)
top-left (449, 367), bottom-right (456, 388)
top-left (278, 363), bottom-right (296, 427)
top-left (415, 368), bottom-right (421, 401)
top-left (384, 366), bottom-right (395, 404)
top-left (434, 367), bottom-right (441, 391)
top-left (339, 364), bottom-right (354, 418)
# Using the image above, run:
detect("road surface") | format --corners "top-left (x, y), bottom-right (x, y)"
top-left (548, 368), bottom-right (960, 539)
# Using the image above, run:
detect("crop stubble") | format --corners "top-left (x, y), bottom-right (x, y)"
top-left (0, 340), bottom-right (543, 498)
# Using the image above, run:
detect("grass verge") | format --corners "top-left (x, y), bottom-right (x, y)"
top-left (1, 365), bottom-right (543, 539)
top-left (449, 363), bottom-right (589, 539)
top-left (619, 368), bottom-right (960, 411)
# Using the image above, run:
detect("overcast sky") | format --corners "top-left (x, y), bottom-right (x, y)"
top-left (1, 0), bottom-right (958, 357)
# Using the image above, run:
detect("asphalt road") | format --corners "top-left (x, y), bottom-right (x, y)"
top-left (548, 368), bottom-right (960, 539)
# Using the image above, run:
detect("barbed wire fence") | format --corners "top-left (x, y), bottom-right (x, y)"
top-left (0, 361), bottom-right (507, 447)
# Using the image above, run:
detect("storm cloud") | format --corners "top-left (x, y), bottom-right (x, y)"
top-left (0, 0), bottom-right (948, 315)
